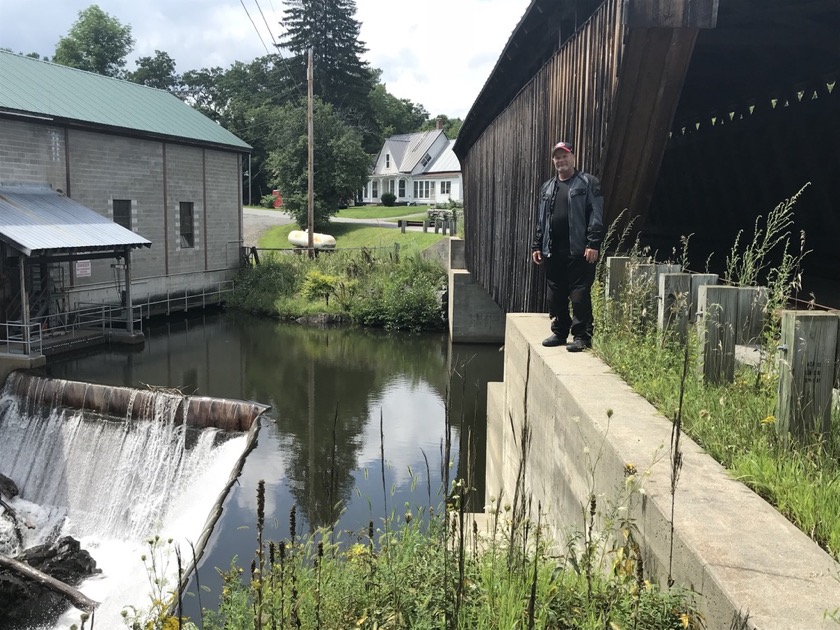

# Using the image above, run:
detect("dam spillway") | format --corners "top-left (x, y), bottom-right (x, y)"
top-left (0, 370), bottom-right (270, 628)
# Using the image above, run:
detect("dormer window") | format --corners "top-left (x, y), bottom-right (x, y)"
top-left (386, 154), bottom-right (390, 168)
top-left (421, 153), bottom-right (431, 167)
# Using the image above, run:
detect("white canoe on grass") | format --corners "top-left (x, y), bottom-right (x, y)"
top-left (288, 230), bottom-right (337, 250)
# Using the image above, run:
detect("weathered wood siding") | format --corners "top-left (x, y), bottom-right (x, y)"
top-left (461, 0), bottom-right (707, 314)
top-left (463, 0), bottom-right (627, 313)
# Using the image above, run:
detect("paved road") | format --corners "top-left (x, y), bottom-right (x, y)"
top-left (242, 207), bottom-right (424, 247)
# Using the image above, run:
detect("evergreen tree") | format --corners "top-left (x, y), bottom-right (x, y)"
top-left (278, 0), bottom-right (376, 144)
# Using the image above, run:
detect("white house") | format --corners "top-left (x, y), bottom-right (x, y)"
top-left (362, 129), bottom-right (462, 206)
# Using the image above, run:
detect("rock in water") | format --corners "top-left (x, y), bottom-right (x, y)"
top-left (0, 473), bottom-right (18, 499)
top-left (0, 536), bottom-right (100, 627)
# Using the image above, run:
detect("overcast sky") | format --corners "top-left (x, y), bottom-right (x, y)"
top-left (0, 0), bottom-right (532, 118)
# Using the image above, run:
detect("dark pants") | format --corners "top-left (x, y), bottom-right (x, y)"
top-left (545, 254), bottom-right (596, 341)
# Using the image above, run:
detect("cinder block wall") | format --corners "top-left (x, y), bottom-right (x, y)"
top-left (0, 118), bottom-right (242, 307)
top-left (486, 314), bottom-right (840, 629)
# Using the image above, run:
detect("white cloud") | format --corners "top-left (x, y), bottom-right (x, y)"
top-left (0, 0), bottom-right (531, 118)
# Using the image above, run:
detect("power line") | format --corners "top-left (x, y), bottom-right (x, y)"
top-left (254, 0), bottom-right (280, 48)
top-left (253, 0), bottom-right (304, 97)
top-left (239, 0), bottom-right (272, 55)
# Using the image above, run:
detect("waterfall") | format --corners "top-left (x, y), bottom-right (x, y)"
top-left (0, 373), bottom-right (266, 629)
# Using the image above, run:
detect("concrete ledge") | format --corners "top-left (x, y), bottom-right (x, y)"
top-left (0, 354), bottom-right (46, 383)
top-left (486, 313), bottom-right (840, 629)
top-left (448, 269), bottom-right (505, 344)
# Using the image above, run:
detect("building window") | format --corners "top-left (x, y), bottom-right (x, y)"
top-left (113, 199), bottom-right (132, 230)
top-left (179, 201), bottom-right (195, 248)
top-left (388, 179), bottom-right (395, 193)
top-left (420, 153), bottom-right (432, 167)
top-left (371, 181), bottom-right (379, 199)
top-left (413, 180), bottom-right (432, 199)
top-left (440, 181), bottom-right (451, 196)
top-left (399, 179), bottom-right (406, 197)
top-left (385, 154), bottom-right (390, 168)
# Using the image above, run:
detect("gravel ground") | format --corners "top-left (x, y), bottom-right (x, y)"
top-left (242, 208), bottom-right (293, 248)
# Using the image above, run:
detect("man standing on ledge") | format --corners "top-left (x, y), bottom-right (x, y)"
top-left (531, 141), bottom-right (604, 352)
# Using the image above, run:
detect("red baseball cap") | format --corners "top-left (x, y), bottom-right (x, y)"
top-left (552, 141), bottom-right (574, 155)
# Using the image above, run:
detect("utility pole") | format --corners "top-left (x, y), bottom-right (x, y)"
top-left (307, 47), bottom-right (315, 257)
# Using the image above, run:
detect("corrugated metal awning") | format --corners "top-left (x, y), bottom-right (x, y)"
top-left (0, 185), bottom-right (151, 257)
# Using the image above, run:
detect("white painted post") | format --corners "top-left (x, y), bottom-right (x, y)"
top-left (658, 273), bottom-right (692, 341)
top-left (776, 311), bottom-right (838, 440)
top-left (697, 285), bottom-right (740, 384)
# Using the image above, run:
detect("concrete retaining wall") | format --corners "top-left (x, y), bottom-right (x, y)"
top-left (447, 238), bottom-right (506, 344)
top-left (486, 314), bottom-right (840, 629)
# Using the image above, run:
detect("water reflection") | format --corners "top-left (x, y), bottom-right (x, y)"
top-left (44, 311), bottom-right (503, 622)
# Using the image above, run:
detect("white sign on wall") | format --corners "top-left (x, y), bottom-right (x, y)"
top-left (75, 260), bottom-right (91, 278)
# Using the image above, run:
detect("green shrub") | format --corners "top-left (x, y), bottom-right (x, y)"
top-left (230, 250), bottom-right (446, 331)
top-left (228, 256), bottom-right (301, 315)
top-left (380, 191), bottom-right (396, 206)
top-left (300, 270), bottom-right (338, 306)
top-left (260, 193), bottom-right (277, 209)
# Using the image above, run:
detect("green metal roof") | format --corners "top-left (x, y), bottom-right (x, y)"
top-left (0, 51), bottom-right (250, 151)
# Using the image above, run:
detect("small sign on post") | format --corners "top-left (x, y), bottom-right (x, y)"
top-left (776, 311), bottom-right (838, 440)
top-left (697, 285), bottom-right (740, 384)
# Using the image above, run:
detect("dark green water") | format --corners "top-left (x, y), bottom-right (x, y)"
top-left (44, 311), bottom-right (503, 623)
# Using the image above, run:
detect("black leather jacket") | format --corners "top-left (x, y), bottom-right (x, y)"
top-left (531, 171), bottom-right (604, 257)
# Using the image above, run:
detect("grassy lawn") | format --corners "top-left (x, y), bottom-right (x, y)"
top-left (258, 222), bottom-right (447, 258)
top-left (336, 204), bottom-right (428, 219)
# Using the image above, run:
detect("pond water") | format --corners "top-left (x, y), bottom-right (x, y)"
top-left (43, 311), bottom-right (503, 625)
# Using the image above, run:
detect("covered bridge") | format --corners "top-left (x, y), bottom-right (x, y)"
top-left (453, 0), bottom-right (840, 313)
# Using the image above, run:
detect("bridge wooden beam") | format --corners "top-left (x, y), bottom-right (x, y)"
top-left (628, 0), bottom-right (719, 28)
top-left (599, 27), bottom-right (701, 237)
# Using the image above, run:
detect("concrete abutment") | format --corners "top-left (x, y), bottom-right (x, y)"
top-left (485, 314), bottom-right (840, 629)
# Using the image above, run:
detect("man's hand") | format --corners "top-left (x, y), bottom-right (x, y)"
top-left (584, 248), bottom-right (599, 264)
top-left (531, 250), bottom-right (543, 265)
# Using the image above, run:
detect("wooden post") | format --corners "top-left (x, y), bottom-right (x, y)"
top-left (628, 262), bottom-right (657, 326)
top-left (658, 273), bottom-right (691, 341)
top-left (689, 273), bottom-right (718, 322)
top-left (836, 313), bottom-right (840, 391)
top-left (776, 311), bottom-right (838, 440)
top-left (306, 48), bottom-right (314, 258)
top-left (655, 263), bottom-right (681, 287)
top-left (399, 220), bottom-right (406, 234)
top-left (423, 220), bottom-right (429, 233)
top-left (605, 256), bottom-right (630, 301)
top-left (736, 286), bottom-right (768, 346)
top-left (696, 285), bottom-right (739, 384)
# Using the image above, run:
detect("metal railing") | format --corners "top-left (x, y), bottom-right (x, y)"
top-left (1, 321), bottom-right (43, 356)
top-left (135, 280), bottom-right (234, 318)
top-left (2, 282), bottom-right (234, 357)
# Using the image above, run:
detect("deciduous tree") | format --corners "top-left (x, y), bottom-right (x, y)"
top-left (266, 98), bottom-right (371, 230)
top-left (127, 50), bottom-right (178, 91)
top-left (53, 5), bottom-right (134, 77)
